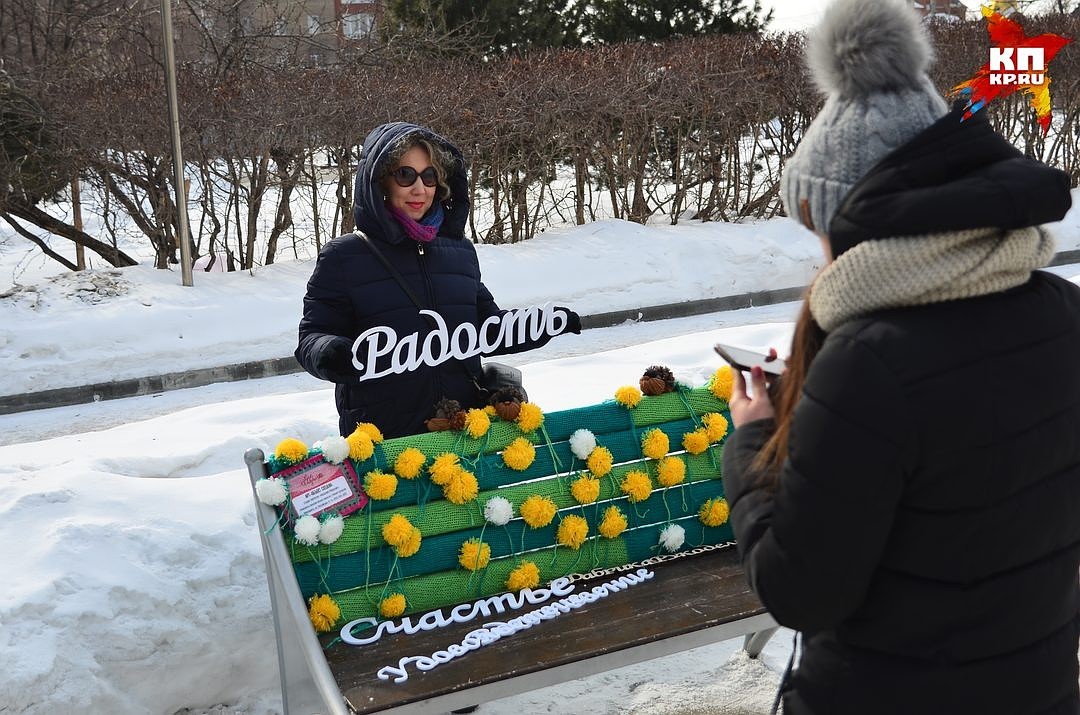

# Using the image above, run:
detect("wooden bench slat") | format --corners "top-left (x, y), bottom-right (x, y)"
top-left (325, 546), bottom-right (767, 714)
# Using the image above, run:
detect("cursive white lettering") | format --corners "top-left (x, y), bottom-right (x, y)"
top-left (370, 569), bottom-right (656, 682)
top-left (351, 305), bottom-right (564, 382)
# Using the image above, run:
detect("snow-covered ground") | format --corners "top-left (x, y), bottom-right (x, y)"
top-left (2, 206), bottom-right (1080, 714)
top-left (2, 217), bottom-right (825, 396)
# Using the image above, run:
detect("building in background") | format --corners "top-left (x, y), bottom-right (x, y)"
top-left (178, 0), bottom-right (383, 66)
top-left (913, 0), bottom-right (970, 20)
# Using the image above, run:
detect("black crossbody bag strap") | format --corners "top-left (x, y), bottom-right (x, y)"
top-left (353, 231), bottom-right (428, 312)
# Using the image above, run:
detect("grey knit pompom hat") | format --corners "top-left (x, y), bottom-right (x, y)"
top-left (781, 0), bottom-right (948, 237)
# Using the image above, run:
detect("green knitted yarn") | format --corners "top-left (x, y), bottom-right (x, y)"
top-left (273, 385), bottom-right (734, 627)
top-left (341, 386), bottom-right (727, 472)
top-left (328, 516), bottom-right (735, 623)
top-left (375, 421), bottom-right (534, 466)
top-left (294, 478), bottom-right (728, 596)
top-left (356, 416), bottom-right (709, 513)
top-left (290, 447), bottom-right (724, 563)
top-left (268, 387), bottom-right (728, 478)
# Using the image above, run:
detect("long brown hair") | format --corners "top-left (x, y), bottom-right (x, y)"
top-left (751, 295), bottom-right (827, 487)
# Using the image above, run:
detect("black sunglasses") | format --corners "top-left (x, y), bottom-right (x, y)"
top-left (392, 165), bottom-right (438, 188)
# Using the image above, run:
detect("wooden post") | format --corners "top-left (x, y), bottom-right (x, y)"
top-left (71, 177), bottom-right (86, 270)
top-left (161, 0), bottom-right (194, 286)
top-left (310, 153), bottom-right (321, 251)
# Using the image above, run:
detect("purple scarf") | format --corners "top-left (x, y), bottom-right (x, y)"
top-left (387, 203), bottom-right (444, 243)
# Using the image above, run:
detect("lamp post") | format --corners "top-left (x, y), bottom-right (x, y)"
top-left (160, 0), bottom-right (194, 286)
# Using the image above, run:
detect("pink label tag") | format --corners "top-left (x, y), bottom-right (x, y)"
top-left (277, 455), bottom-right (367, 522)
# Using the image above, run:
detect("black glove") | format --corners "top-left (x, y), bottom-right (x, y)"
top-left (314, 336), bottom-right (355, 381)
top-left (557, 306), bottom-right (582, 335)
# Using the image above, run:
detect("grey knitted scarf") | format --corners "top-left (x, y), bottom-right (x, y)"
top-left (809, 226), bottom-right (1056, 332)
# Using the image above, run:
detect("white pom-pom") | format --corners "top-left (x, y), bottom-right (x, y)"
top-left (255, 478), bottom-right (288, 506)
top-left (484, 496), bottom-right (513, 526)
top-left (294, 515), bottom-right (322, 546)
top-left (318, 514), bottom-right (345, 544)
top-left (569, 429), bottom-right (597, 462)
top-left (808, 0), bottom-right (932, 99)
top-left (321, 435), bottom-right (350, 465)
top-left (659, 523), bottom-right (686, 553)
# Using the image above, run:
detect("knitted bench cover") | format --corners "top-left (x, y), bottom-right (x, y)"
top-left (263, 379), bottom-right (735, 626)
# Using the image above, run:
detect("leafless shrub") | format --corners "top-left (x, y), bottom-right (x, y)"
top-left (4, 11), bottom-right (1078, 270)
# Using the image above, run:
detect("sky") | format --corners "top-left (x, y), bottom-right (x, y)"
top-left (763, 0), bottom-right (997, 32)
top-left (763, 0), bottom-right (825, 32)
top-left (2, 207), bottom-right (1079, 713)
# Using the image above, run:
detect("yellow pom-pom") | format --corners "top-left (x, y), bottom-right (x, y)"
top-left (308, 594), bottom-right (341, 632)
top-left (395, 527), bottom-right (422, 558)
top-left (430, 453), bottom-right (462, 486)
top-left (614, 385), bottom-right (642, 409)
top-left (502, 437), bottom-right (536, 471)
top-left (556, 515), bottom-right (589, 550)
top-left (641, 428), bottom-right (670, 460)
top-left (702, 412), bottom-right (729, 442)
top-left (379, 593), bottom-right (406, 618)
top-left (483, 405), bottom-right (497, 416)
top-left (347, 430), bottom-right (374, 461)
top-left (458, 538), bottom-right (491, 571)
top-left (699, 497), bottom-right (730, 527)
top-left (364, 470), bottom-right (398, 501)
top-left (656, 456), bottom-right (687, 487)
top-left (275, 438), bottom-right (309, 465)
top-left (355, 422), bottom-right (384, 443)
top-left (710, 366), bottom-right (735, 402)
top-left (520, 494), bottom-right (557, 528)
top-left (506, 561), bottom-right (540, 591)
top-left (394, 448), bottom-right (427, 480)
top-left (464, 409), bottom-right (491, 439)
top-left (682, 428), bottom-right (710, 455)
top-left (586, 446), bottom-right (614, 477)
top-left (516, 402), bottom-right (544, 433)
top-left (444, 470), bottom-right (479, 505)
top-left (621, 470), bottom-right (653, 503)
top-left (382, 514), bottom-right (413, 547)
top-left (599, 505), bottom-right (628, 539)
top-left (570, 475), bottom-right (601, 504)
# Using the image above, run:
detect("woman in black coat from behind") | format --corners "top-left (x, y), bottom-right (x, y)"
top-left (721, 1), bottom-right (1080, 713)
top-left (295, 123), bottom-right (579, 438)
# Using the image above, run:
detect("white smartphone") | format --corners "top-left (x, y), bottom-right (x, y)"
top-left (713, 343), bottom-right (786, 376)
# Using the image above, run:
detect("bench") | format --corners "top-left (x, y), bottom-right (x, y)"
top-left (244, 375), bottom-right (777, 714)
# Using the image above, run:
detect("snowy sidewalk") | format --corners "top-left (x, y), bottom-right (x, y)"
top-left (0, 283), bottom-right (807, 413)
top-left (6, 242), bottom-right (1079, 414)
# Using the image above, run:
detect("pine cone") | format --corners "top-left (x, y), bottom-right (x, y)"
top-left (433, 398), bottom-right (462, 420)
top-left (425, 417), bottom-right (452, 432)
top-left (494, 400), bottom-right (522, 421)
top-left (640, 365), bottom-right (676, 396)
top-left (488, 385), bottom-right (527, 406)
top-left (449, 410), bottom-right (467, 431)
top-left (489, 385), bottom-right (526, 421)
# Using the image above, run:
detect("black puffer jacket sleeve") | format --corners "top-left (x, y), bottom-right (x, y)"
top-left (295, 244), bottom-right (356, 383)
top-left (721, 418), bottom-right (777, 567)
top-left (722, 331), bottom-right (918, 633)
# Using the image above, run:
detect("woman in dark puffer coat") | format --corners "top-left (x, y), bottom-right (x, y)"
top-left (296, 123), bottom-right (579, 438)
top-left (721, 2), bottom-right (1080, 713)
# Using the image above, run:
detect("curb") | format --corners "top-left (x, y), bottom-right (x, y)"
top-left (1, 357), bottom-right (302, 415)
top-left (4, 249), bottom-right (1079, 415)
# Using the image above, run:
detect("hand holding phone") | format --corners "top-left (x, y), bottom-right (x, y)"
top-left (713, 343), bottom-right (786, 376)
